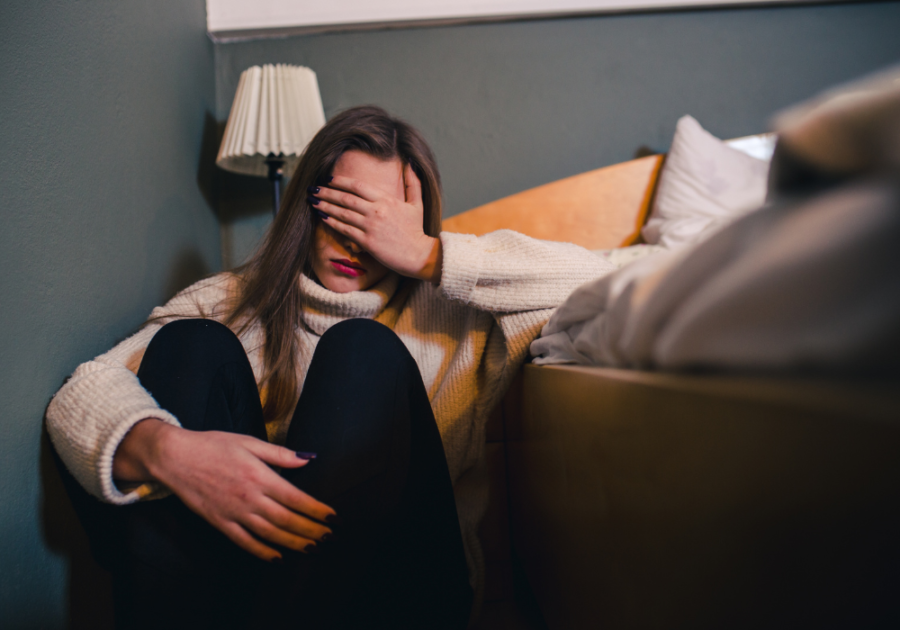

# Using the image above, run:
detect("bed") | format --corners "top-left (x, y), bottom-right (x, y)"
top-left (445, 84), bottom-right (900, 627)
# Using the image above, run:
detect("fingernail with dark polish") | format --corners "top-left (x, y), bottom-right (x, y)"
top-left (325, 513), bottom-right (343, 526)
top-left (271, 556), bottom-right (283, 564)
top-left (303, 543), bottom-right (319, 555)
top-left (315, 210), bottom-right (328, 220)
top-left (296, 451), bottom-right (317, 459)
top-left (307, 195), bottom-right (320, 206)
top-left (307, 185), bottom-right (320, 194)
top-left (321, 532), bottom-right (337, 543)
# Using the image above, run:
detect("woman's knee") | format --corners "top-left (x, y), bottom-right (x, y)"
top-left (315, 319), bottom-right (414, 371)
top-left (141, 319), bottom-right (245, 372)
top-left (149, 318), bottom-right (240, 352)
top-left (138, 318), bottom-right (265, 437)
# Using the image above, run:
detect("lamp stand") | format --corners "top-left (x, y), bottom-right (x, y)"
top-left (265, 153), bottom-right (286, 217)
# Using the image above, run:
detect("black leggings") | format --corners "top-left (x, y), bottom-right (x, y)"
top-left (97, 318), bottom-right (471, 629)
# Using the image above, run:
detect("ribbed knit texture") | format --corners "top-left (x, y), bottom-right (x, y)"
top-left (46, 229), bottom-right (614, 602)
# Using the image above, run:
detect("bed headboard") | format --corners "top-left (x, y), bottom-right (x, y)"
top-left (441, 154), bottom-right (664, 250)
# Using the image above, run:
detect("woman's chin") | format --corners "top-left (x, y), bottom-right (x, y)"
top-left (319, 272), bottom-right (372, 293)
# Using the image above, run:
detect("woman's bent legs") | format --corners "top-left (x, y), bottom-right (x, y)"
top-left (114, 318), bottom-right (470, 629)
top-left (118, 319), bottom-right (268, 629)
top-left (265, 318), bottom-right (472, 629)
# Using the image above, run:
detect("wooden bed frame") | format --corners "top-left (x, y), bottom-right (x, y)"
top-left (445, 156), bottom-right (900, 629)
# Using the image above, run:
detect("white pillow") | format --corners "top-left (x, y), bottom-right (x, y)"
top-left (642, 115), bottom-right (771, 249)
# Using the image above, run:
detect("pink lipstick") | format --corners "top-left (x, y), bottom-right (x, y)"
top-left (331, 259), bottom-right (366, 277)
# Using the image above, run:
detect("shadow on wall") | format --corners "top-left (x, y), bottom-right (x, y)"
top-left (40, 427), bottom-right (115, 629)
top-left (196, 112), bottom-right (220, 213)
top-left (198, 112), bottom-right (278, 269)
top-left (165, 248), bottom-right (214, 300)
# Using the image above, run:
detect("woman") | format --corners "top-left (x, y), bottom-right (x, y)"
top-left (47, 105), bottom-right (614, 628)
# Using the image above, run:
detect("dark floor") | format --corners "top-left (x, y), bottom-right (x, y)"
top-left (474, 599), bottom-right (548, 630)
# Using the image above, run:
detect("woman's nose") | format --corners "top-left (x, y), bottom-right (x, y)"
top-left (344, 238), bottom-right (363, 255)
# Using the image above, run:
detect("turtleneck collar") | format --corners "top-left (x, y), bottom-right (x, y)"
top-left (298, 272), bottom-right (400, 336)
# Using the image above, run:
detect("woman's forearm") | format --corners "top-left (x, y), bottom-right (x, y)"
top-left (438, 230), bottom-right (615, 312)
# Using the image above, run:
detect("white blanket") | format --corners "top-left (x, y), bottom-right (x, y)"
top-left (531, 180), bottom-right (900, 372)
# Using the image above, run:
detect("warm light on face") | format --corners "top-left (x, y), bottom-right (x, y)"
top-left (310, 150), bottom-right (405, 293)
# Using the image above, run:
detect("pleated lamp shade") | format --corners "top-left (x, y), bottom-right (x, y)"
top-left (216, 64), bottom-right (326, 179)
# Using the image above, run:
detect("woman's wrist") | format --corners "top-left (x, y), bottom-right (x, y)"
top-left (412, 235), bottom-right (443, 284)
top-left (112, 418), bottom-right (179, 483)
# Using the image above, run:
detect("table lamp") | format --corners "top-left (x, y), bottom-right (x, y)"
top-left (216, 64), bottom-right (326, 216)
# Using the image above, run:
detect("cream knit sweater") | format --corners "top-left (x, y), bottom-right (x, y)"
top-left (46, 229), bottom-right (614, 598)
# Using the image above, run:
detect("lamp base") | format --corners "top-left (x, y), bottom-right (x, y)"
top-left (265, 154), bottom-right (286, 217)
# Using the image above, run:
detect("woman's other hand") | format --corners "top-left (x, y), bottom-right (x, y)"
top-left (311, 156), bottom-right (442, 283)
top-left (113, 419), bottom-right (335, 562)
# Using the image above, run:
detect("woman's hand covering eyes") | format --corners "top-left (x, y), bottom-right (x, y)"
top-left (312, 165), bottom-right (443, 284)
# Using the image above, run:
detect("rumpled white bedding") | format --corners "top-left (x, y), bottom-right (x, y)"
top-left (531, 180), bottom-right (900, 371)
top-left (532, 64), bottom-right (900, 373)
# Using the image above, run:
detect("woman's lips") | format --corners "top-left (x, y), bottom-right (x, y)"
top-left (330, 259), bottom-right (366, 278)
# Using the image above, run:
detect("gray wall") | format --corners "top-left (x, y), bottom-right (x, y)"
top-left (215, 1), bottom-right (900, 267)
top-left (0, 1), bottom-right (219, 626)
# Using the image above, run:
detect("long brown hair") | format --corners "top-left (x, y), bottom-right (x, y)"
top-left (225, 105), bottom-right (443, 423)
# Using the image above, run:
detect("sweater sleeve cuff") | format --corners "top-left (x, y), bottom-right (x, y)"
top-left (98, 409), bottom-right (181, 505)
top-left (438, 232), bottom-right (483, 303)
